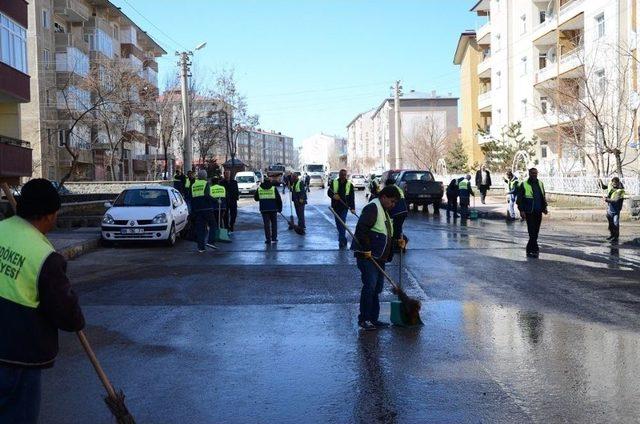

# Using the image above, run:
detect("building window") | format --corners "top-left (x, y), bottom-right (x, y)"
top-left (58, 129), bottom-right (68, 147)
top-left (54, 22), bottom-right (65, 33)
top-left (521, 14), bottom-right (527, 34)
top-left (539, 11), bottom-right (546, 24)
top-left (521, 56), bottom-right (528, 75)
top-left (596, 13), bottom-right (605, 39)
top-left (540, 96), bottom-right (549, 114)
top-left (42, 9), bottom-right (50, 29)
top-left (541, 143), bottom-right (548, 158)
top-left (43, 48), bottom-right (49, 69)
top-left (46, 128), bottom-right (53, 145)
top-left (0, 12), bottom-right (28, 73)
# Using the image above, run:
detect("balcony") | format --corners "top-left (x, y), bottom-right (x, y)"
top-left (559, 0), bottom-right (584, 24)
top-left (535, 64), bottom-right (557, 85)
top-left (0, 62), bottom-right (29, 103)
top-left (559, 46), bottom-right (583, 75)
top-left (132, 159), bottom-right (147, 173)
top-left (54, 32), bottom-right (89, 53)
top-left (477, 20), bottom-right (491, 45)
top-left (53, 0), bottom-right (90, 23)
top-left (0, 135), bottom-right (32, 179)
top-left (477, 57), bottom-right (491, 78)
top-left (58, 148), bottom-right (93, 166)
top-left (478, 91), bottom-right (492, 112)
top-left (142, 67), bottom-right (158, 86)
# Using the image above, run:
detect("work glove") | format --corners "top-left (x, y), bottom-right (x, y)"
top-left (333, 194), bottom-right (340, 200)
top-left (299, 199), bottom-right (305, 204)
top-left (362, 251), bottom-right (372, 259)
top-left (543, 209), bottom-right (549, 215)
top-left (397, 238), bottom-right (407, 250)
top-left (350, 209), bottom-right (356, 215)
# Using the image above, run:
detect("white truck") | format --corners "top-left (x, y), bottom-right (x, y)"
top-left (302, 163), bottom-right (327, 188)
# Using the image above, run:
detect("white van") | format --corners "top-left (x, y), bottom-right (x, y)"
top-left (235, 171), bottom-right (260, 195)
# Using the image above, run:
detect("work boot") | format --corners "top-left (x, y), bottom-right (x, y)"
top-left (373, 320), bottom-right (390, 328)
top-left (206, 243), bottom-right (218, 250)
top-left (606, 235), bottom-right (614, 241)
top-left (358, 321), bottom-right (376, 331)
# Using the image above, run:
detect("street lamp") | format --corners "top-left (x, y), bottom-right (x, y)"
top-left (176, 41), bottom-right (206, 172)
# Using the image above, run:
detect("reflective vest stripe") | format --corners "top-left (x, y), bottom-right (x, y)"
top-left (608, 188), bottom-right (625, 200)
top-left (332, 179), bottom-right (352, 195)
top-left (371, 198), bottom-right (392, 237)
top-left (0, 217), bottom-right (54, 309)
top-left (191, 180), bottom-right (207, 197)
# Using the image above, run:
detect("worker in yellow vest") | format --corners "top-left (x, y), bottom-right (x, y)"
top-left (254, 175), bottom-right (283, 243)
top-left (290, 173), bottom-right (307, 232)
top-left (0, 179), bottom-right (85, 422)
top-left (601, 177), bottom-right (625, 243)
top-left (327, 169), bottom-right (356, 248)
top-left (516, 168), bottom-right (548, 258)
top-left (191, 170), bottom-right (217, 252)
top-left (209, 176), bottom-right (227, 230)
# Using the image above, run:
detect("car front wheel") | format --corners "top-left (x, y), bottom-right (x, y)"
top-left (165, 223), bottom-right (177, 247)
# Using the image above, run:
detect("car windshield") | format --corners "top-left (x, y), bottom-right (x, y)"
top-left (236, 176), bottom-right (255, 183)
top-left (306, 165), bottom-right (324, 172)
top-left (114, 189), bottom-right (171, 207)
top-left (310, 175), bottom-right (321, 179)
top-left (402, 171), bottom-right (434, 182)
top-left (352, 175), bottom-right (364, 179)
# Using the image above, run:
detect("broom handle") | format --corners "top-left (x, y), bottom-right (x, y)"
top-left (329, 207), bottom-right (400, 293)
top-left (1, 183), bottom-right (17, 213)
top-left (338, 198), bottom-right (359, 218)
top-left (76, 330), bottom-right (117, 399)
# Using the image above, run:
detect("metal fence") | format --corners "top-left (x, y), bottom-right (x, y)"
top-left (434, 174), bottom-right (640, 196)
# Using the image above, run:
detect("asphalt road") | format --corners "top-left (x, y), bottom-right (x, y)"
top-left (41, 188), bottom-right (640, 423)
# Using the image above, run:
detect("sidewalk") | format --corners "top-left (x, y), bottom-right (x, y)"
top-left (472, 195), bottom-right (639, 223)
top-left (49, 227), bottom-right (101, 260)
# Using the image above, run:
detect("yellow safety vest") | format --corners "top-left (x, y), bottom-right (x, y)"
top-left (332, 179), bottom-right (352, 196)
top-left (210, 184), bottom-right (226, 198)
top-left (458, 179), bottom-right (470, 190)
top-left (293, 180), bottom-right (303, 193)
top-left (0, 216), bottom-right (54, 308)
top-left (522, 179), bottom-right (545, 198)
top-left (191, 179), bottom-right (207, 197)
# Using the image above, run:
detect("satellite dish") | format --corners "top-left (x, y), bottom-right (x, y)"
top-left (546, 0), bottom-right (555, 18)
top-left (547, 46), bottom-right (557, 62)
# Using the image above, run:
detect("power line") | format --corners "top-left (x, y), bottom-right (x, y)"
top-left (117, 0), bottom-right (189, 52)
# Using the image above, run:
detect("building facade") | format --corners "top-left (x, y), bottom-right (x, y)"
top-left (21, 0), bottom-right (165, 181)
top-left (0, 0), bottom-right (32, 182)
top-left (454, 31), bottom-right (485, 167)
top-left (465, 0), bottom-right (640, 176)
top-left (348, 92), bottom-right (459, 174)
top-left (236, 129), bottom-right (295, 171)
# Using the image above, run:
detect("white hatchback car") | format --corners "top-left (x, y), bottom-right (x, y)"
top-left (101, 185), bottom-right (189, 246)
top-left (350, 174), bottom-right (367, 191)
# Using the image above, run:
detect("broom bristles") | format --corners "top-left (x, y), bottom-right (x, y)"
top-left (392, 286), bottom-right (422, 326)
top-left (104, 390), bottom-right (136, 424)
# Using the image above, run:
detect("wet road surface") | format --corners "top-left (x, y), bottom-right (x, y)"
top-left (41, 189), bottom-right (640, 423)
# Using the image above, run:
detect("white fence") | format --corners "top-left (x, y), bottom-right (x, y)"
top-left (434, 174), bottom-right (640, 196)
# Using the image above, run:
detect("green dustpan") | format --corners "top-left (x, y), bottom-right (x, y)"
top-left (214, 228), bottom-right (232, 243)
top-left (390, 300), bottom-right (424, 327)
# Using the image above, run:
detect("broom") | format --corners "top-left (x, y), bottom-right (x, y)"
top-left (329, 207), bottom-right (422, 326)
top-left (77, 331), bottom-right (136, 424)
top-left (279, 212), bottom-right (305, 235)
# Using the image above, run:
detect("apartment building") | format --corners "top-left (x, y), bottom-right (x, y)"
top-left (0, 0), bottom-right (32, 183)
top-left (464, 0), bottom-right (639, 176)
top-left (21, 0), bottom-right (165, 181)
top-left (236, 129), bottom-right (295, 171)
top-left (347, 91), bottom-right (459, 174)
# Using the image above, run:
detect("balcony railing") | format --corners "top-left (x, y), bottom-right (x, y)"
top-left (478, 91), bottom-right (492, 110)
top-left (54, 32), bottom-right (89, 52)
top-left (53, 0), bottom-right (90, 23)
top-left (535, 65), bottom-right (557, 84)
top-left (0, 135), bottom-right (32, 178)
top-left (477, 20), bottom-right (491, 44)
top-left (559, 0), bottom-right (584, 19)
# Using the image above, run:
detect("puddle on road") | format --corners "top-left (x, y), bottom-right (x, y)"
top-left (427, 299), bottom-right (640, 422)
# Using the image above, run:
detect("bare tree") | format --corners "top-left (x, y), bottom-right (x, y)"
top-left (537, 37), bottom-right (640, 177)
top-left (404, 116), bottom-right (450, 170)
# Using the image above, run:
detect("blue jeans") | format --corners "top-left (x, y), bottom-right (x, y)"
top-left (194, 210), bottom-right (217, 250)
top-left (334, 208), bottom-right (348, 246)
top-left (357, 258), bottom-right (385, 323)
top-left (0, 367), bottom-right (41, 424)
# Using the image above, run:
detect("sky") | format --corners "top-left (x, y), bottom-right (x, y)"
top-left (112, 0), bottom-right (478, 146)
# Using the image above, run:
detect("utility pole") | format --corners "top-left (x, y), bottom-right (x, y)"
top-left (177, 51), bottom-right (193, 172)
top-left (392, 80), bottom-right (403, 169)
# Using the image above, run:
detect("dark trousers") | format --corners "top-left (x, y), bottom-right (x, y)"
top-left (459, 196), bottom-right (470, 218)
top-left (262, 212), bottom-right (278, 241)
top-left (357, 258), bottom-right (385, 323)
top-left (0, 366), bottom-right (41, 424)
top-left (479, 186), bottom-right (489, 204)
top-left (226, 201), bottom-right (238, 231)
top-left (525, 212), bottom-right (543, 253)
top-left (392, 214), bottom-right (406, 239)
top-left (607, 212), bottom-right (620, 239)
top-left (447, 195), bottom-right (458, 217)
top-left (334, 208), bottom-right (349, 246)
top-left (194, 210), bottom-right (217, 250)
top-left (294, 202), bottom-right (306, 228)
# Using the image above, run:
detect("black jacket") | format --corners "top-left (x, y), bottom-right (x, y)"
top-left (475, 170), bottom-right (492, 188)
top-left (0, 252), bottom-right (84, 368)
top-left (173, 173), bottom-right (187, 194)
top-left (221, 179), bottom-right (240, 203)
top-left (190, 180), bottom-right (213, 212)
top-left (327, 179), bottom-right (355, 211)
top-left (254, 181), bottom-right (283, 212)
top-left (353, 202), bottom-right (395, 263)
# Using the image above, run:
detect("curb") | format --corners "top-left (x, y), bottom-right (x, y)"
top-left (58, 238), bottom-right (100, 261)
top-left (477, 210), bottom-right (638, 223)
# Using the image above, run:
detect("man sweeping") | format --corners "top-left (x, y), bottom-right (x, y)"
top-left (290, 172), bottom-right (307, 233)
top-left (328, 169), bottom-right (355, 249)
top-left (352, 186), bottom-right (406, 330)
top-left (0, 179), bottom-right (85, 423)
